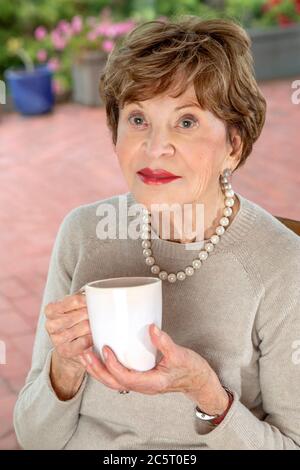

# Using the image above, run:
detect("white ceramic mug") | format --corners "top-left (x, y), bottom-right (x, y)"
top-left (81, 277), bottom-right (162, 371)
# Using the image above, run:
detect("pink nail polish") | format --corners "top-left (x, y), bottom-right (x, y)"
top-left (103, 348), bottom-right (108, 361)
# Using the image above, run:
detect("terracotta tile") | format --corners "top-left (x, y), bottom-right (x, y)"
top-left (0, 341), bottom-right (30, 381)
top-left (10, 295), bottom-right (42, 323)
top-left (0, 83), bottom-right (299, 450)
top-left (0, 278), bottom-right (30, 299)
top-left (0, 431), bottom-right (21, 450)
top-left (10, 333), bottom-right (35, 361)
top-left (0, 377), bottom-right (12, 399)
top-left (0, 311), bottom-right (32, 336)
top-left (0, 295), bottom-right (14, 312)
top-left (6, 375), bottom-right (28, 395)
top-left (0, 394), bottom-right (17, 439)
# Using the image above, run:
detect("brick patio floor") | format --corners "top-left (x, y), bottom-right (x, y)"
top-left (0, 77), bottom-right (299, 450)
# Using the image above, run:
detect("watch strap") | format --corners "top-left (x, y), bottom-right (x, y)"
top-left (195, 387), bottom-right (234, 426)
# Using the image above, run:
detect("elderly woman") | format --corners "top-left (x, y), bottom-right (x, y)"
top-left (14, 16), bottom-right (300, 450)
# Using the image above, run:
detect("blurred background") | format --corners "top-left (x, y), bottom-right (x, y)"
top-left (0, 0), bottom-right (300, 450)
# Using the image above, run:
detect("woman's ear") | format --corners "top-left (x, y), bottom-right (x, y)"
top-left (227, 126), bottom-right (243, 171)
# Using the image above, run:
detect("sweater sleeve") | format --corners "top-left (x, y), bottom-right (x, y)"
top-left (195, 252), bottom-right (300, 450)
top-left (13, 207), bottom-right (88, 450)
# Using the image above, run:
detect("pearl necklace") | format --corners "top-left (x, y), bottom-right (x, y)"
top-left (141, 169), bottom-right (235, 283)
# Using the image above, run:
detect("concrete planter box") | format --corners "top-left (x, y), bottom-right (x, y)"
top-left (70, 26), bottom-right (300, 98)
top-left (248, 24), bottom-right (300, 80)
top-left (72, 51), bottom-right (107, 106)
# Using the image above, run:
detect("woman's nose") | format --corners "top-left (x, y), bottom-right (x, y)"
top-left (145, 128), bottom-right (175, 159)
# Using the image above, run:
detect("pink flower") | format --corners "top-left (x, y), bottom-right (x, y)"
top-left (87, 31), bottom-right (98, 41)
top-left (102, 39), bottom-right (115, 53)
top-left (51, 30), bottom-right (67, 50)
top-left (52, 78), bottom-right (63, 95)
top-left (37, 49), bottom-right (47, 62)
top-left (47, 57), bottom-right (60, 72)
top-left (113, 21), bottom-right (135, 36)
top-left (95, 20), bottom-right (135, 38)
top-left (57, 20), bottom-right (72, 37)
top-left (71, 15), bottom-right (83, 34)
top-left (35, 26), bottom-right (47, 41)
top-left (95, 22), bottom-right (112, 36)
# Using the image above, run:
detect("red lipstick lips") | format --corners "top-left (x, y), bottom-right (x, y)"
top-left (137, 168), bottom-right (182, 185)
top-left (138, 168), bottom-right (180, 178)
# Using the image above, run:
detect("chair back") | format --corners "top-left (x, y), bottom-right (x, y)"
top-left (275, 216), bottom-right (300, 236)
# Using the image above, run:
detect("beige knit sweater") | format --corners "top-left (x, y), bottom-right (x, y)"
top-left (13, 191), bottom-right (300, 449)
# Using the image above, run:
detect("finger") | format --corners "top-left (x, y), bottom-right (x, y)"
top-left (57, 334), bottom-right (93, 358)
top-left (85, 366), bottom-right (123, 391)
top-left (102, 346), bottom-right (168, 393)
top-left (83, 350), bottom-right (126, 390)
top-left (45, 294), bottom-right (86, 317)
top-left (149, 324), bottom-right (178, 361)
top-left (51, 319), bottom-right (91, 346)
top-left (46, 307), bottom-right (89, 333)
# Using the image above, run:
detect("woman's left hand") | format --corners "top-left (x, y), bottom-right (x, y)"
top-left (82, 324), bottom-right (229, 415)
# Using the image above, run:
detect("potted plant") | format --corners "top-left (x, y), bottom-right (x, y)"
top-left (32, 9), bottom-right (136, 107)
top-left (68, 11), bottom-right (136, 106)
top-left (4, 38), bottom-right (55, 116)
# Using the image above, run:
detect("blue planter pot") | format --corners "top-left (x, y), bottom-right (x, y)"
top-left (4, 65), bottom-right (55, 115)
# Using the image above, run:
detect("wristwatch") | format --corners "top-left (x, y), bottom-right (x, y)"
top-left (195, 387), bottom-right (234, 426)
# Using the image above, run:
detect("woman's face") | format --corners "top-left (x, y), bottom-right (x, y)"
top-left (115, 83), bottom-right (240, 209)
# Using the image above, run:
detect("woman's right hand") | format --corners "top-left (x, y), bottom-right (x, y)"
top-left (44, 292), bottom-right (126, 398)
top-left (45, 292), bottom-right (92, 371)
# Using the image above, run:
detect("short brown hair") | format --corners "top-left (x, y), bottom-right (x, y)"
top-left (99, 15), bottom-right (266, 171)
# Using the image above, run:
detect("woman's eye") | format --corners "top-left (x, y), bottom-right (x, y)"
top-left (179, 116), bottom-right (198, 129)
top-left (127, 113), bottom-right (198, 129)
top-left (128, 114), bottom-right (145, 127)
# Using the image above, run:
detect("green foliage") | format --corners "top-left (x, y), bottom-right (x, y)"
top-left (0, 0), bottom-right (115, 79)
top-left (258, 0), bottom-right (300, 28)
top-left (224, 0), bottom-right (300, 29)
top-left (1, 0), bottom-right (300, 91)
top-left (155, 0), bottom-right (220, 19)
top-left (224, 0), bottom-right (266, 27)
